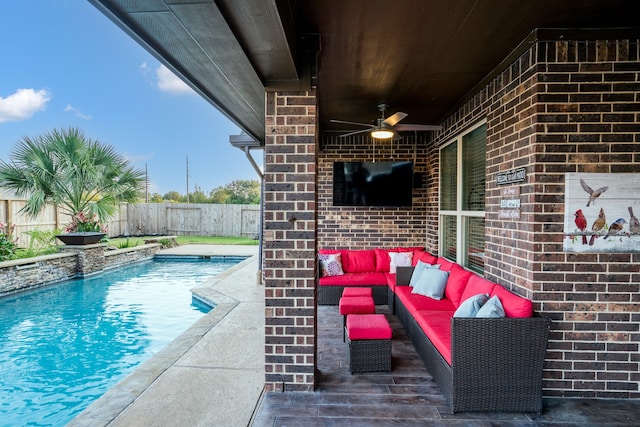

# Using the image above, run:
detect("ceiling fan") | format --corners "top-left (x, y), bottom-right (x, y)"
top-left (330, 103), bottom-right (442, 139)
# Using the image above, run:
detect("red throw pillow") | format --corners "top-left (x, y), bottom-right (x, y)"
top-left (490, 285), bottom-right (533, 318)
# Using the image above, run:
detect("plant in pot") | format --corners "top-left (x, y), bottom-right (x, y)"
top-left (56, 212), bottom-right (108, 245)
top-left (0, 127), bottom-right (145, 246)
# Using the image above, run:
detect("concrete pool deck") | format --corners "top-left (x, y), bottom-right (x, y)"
top-left (69, 244), bottom-right (263, 427)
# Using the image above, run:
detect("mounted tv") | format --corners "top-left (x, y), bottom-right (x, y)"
top-left (333, 161), bottom-right (413, 207)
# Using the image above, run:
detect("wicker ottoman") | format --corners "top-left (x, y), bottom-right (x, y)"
top-left (339, 295), bottom-right (376, 341)
top-left (346, 314), bottom-right (392, 374)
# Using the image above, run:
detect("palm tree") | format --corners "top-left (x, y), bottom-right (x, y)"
top-left (0, 127), bottom-right (145, 225)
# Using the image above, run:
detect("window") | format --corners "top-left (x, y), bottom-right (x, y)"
top-left (439, 122), bottom-right (486, 273)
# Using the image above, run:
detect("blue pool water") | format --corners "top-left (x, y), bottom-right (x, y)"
top-left (0, 256), bottom-right (244, 427)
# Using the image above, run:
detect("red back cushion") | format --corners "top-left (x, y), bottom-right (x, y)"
top-left (397, 246), bottom-right (424, 253)
top-left (375, 248), bottom-right (391, 272)
top-left (436, 257), bottom-right (456, 272)
top-left (345, 249), bottom-right (376, 273)
top-left (413, 250), bottom-right (438, 266)
top-left (444, 264), bottom-right (474, 307)
top-left (460, 275), bottom-right (496, 303)
top-left (490, 285), bottom-right (533, 318)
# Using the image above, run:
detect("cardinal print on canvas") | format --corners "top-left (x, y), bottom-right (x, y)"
top-left (564, 172), bottom-right (640, 253)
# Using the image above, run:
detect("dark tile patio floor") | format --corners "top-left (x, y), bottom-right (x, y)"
top-left (251, 305), bottom-right (640, 426)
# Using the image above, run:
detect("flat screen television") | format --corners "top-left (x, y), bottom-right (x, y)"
top-left (333, 161), bottom-right (413, 207)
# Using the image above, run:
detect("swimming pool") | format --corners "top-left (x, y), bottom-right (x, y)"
top-left (0, 256), bottom-right (244, 427)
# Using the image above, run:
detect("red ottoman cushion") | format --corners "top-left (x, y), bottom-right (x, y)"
top-left (339, 296), bottom-right (375, 316)
top-left (342, 287), bottom-right (373, 298)
top-left (347, 314), bottom-right (392, 340)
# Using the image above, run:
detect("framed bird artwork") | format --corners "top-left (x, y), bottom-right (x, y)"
top-left (564, 172), bottom-right (640, 253)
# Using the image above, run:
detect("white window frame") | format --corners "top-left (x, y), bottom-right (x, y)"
top-left (439, 120), bottom-right (486, 272)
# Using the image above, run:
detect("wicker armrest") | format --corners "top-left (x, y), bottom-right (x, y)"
top-left (450, 315), bottom-right (551, 412)
top-left (395, 266), bottom-right (415, 286)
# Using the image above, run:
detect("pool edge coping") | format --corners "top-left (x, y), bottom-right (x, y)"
top-left (67, 254), bottom-right (258, 427)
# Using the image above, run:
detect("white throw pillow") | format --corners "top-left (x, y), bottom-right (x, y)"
top-left (389, 251), bottom-right (413, 274)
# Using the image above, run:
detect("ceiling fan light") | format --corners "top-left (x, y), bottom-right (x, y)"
top-left (370, 128), bottom-right (394, 139)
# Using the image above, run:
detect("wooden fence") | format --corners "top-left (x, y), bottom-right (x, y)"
top-left (0, 199), bottom-right (260, 247)
top-left (127, 203), bottom-right (260, 238)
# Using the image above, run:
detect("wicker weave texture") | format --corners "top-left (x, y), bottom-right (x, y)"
top-left (395, 296), bottom-right (550, 413)
top-left (318, 285), bottom-right (387, 305)
top-left (347, 338), bottom-right (391, 373)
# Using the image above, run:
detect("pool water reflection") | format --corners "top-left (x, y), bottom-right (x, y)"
top-left (0, 256), bottom-right (243, 427)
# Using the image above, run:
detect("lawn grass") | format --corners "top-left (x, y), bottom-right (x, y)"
top-left (106, 235), bottom-right (258, 249)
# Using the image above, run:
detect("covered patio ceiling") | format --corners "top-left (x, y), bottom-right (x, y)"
top-left (90, 0), bottom-right (638, 144)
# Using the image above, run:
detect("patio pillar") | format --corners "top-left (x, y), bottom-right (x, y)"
top-left (263, 89), bottom-right (318, 391)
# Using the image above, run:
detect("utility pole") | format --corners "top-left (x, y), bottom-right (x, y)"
top-left (186, 156), bottom-right (189, 204)
top-left (145, 163), bottom-right (149, 203)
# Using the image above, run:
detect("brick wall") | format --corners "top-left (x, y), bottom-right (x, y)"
top-left (429, 36), bottom-right (640, 398)
top-left (318, 134), bottom-right (434, 252)
top-left (263, 90), bottom-right (318, 391)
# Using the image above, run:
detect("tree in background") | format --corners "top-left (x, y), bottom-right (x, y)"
top-left (162, 191), bottom-right (183, 203)
top-left (210, 180), bottom-right (260, 204)
top-left (0, 127), bottom-right (145, 225)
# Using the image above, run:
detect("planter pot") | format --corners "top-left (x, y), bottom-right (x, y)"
top-left (56, 232), bottom-right (107, 245)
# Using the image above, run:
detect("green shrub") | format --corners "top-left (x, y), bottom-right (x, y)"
top-left (117, 238), bottom-right (138, 249)
top-left (15, 228), bottom-right (60, 259)
top-left (0, 233), bottom-right (17, 261)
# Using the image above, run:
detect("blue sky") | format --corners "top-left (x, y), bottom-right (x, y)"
top-left (0, 1), bottom-right (260, 196)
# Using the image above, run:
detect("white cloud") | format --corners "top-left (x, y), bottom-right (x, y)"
top-left (64, 104), bottom-right (92, 120)
top-left (0, 88), bottom-right (51, 122)
top-left (156, 64), bottom-right (193, 94)
top-left (139, 61), bottom-right (150, 76)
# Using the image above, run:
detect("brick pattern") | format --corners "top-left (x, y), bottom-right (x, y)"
top-left (533, 39), bottom-right (640, 398)
top-left (318, 134), bottom-right (433, 252)
top-left (263, 90), bottom-right (318, 391)
top-left (429, 37), bottom-right (640, 398)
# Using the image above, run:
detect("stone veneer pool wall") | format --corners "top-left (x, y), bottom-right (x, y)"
top-left (0, 243), bottom-right (162, 298)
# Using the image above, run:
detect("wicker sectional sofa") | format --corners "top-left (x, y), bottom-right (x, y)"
top-left (318, 247), bottom-right (422, 305)
top-left (318, 247), bottom-right (551, 413)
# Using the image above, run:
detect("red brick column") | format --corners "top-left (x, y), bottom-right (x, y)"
top-left (263, 89), bottom-right (318, 391)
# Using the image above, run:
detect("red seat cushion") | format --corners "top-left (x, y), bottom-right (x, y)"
top-left (339, 296), bottom-right (376, 315)
top-left (342, 287), bottom-right (373, 298)
top-left (444, 264), bottom-right (474, 308)
top-left (345, 249), bottom-right (376, 273)
top-left (347, 314), bottom-right (392, 340)
top-left (413, 310), bottom-right (453, 365)
top-left (385, 273), bottom-right (396, 291)
top-left (395, 286), bottom-right (455, 313)
top-left (319, 272), bottom-right (388, 286)
top-left (490, 285), bottom-right (533, 318)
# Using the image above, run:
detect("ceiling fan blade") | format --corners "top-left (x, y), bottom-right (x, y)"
top-left (394, 124), bottom-right (443, 131)
top-left (383, 112), bottom-right (407, 127)
top-left (330, 119), bottom-right (374, 128)
top-left (338, 128), bottom-right (372, 137)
